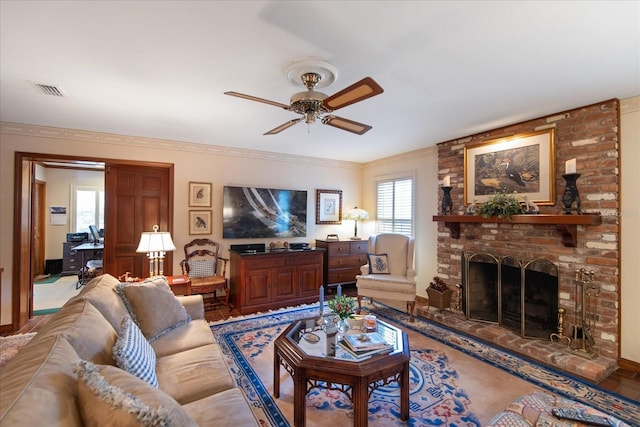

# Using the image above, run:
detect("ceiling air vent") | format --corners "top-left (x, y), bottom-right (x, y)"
top-left (31, 82), bottom-right (65, 97)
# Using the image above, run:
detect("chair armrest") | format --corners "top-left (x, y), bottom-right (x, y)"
top-left (360, 264), bottom-right (370, 276)
top-left (176, 295), bottom-right (205, 320)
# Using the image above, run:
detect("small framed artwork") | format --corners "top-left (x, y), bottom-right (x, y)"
top-left (189, 210), bottom-right (212, 235)
top-left (189, 182), bottom-right (212, 207)
top-left (316, 189), bottom-right (343, 224)
top-left (464, 129), bottom-right (555, 205)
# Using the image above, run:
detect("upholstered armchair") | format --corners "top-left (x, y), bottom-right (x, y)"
top-left (356, 233), bottom-right (416, 321)
top-left (180, 238), bottom-right (229, 308)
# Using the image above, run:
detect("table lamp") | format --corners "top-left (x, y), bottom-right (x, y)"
top-left (343, 207), bottom-right (369, 240)
top-left (136, 225), bottom-right (176, 276)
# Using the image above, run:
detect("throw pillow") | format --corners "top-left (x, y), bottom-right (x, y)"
top-left (367, 253), bottom-right (390, 274)
top-left (116, 277), bottom-right (191, 342)
top-left (187, 259), bottom-right (217, 278)
top-left (112, 316), bottom-right (158, 388)
top-left (74, 360), bottom-right (197, 427)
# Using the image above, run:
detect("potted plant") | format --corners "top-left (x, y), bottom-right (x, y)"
top-left (427, 277), bottom-right (453, 312)
top-left (327, 295), bottom-right (357, 333)
top-left (478, 190), bottom-right (526, 220)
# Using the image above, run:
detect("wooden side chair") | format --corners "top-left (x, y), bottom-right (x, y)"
top-left (180, 238), bottom-right (230, 308)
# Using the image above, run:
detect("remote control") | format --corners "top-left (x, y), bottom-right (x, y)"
top-left (551, 408), bottom-right (612, 427)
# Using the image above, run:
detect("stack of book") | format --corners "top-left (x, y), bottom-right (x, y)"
top-left (338, 332), bottom-right (393, 360)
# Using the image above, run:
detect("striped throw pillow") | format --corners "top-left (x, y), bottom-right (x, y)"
top-left (112, 316), bottom-right (158, 388)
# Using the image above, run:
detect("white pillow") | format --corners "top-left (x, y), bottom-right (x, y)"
top-left (367, 253), bottom-right (390, 274)
top-left (187, 259), bottom-right (217, 278)
top-left (112, 316), bottom-right (158, 388)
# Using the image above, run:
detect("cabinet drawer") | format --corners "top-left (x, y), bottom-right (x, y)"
top-left (350, 242), bottom-right (368, 254)
top-left (285, 252), bottom-right (322, 266)
top-left (328, 254), bottom-right (367, 268)
top-left (327, 268), bottom-right (361, 284)
top-left (327, 243), bottom-right (352, 256)
top-left (244, 256), bottom-right (285, 269)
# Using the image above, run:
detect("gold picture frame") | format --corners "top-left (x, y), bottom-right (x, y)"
top-left (464, 129), bottom-right (555, 205)
top-left (189, 210), bottom-right (212, 235)
top-left (316, 189), bottom-right (342, 224)
top-left (189, 182), bottom-right (211, 207)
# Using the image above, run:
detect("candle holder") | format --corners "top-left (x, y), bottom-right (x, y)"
top-left (441, 186), bottom-right (453, 215)
top-left (561, 173), bottom-right (582, 214)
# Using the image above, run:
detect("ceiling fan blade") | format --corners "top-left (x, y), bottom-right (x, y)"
top-left (224, 91), bottom-right (290, 109)
top-left (321, 115), bottom-right (372, 135)
top-left (264, 118), bottom-right (303, 135)
top-left (323, 77), bottom-right (383, 111)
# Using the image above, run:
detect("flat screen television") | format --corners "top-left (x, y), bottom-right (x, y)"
top-left (89, 225), bottom-right (102, 245)
top-left (223, 186), bottom-right (307, 239)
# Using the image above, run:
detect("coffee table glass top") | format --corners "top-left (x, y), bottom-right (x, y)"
top-left (285, 314), bottom-right (405, 361)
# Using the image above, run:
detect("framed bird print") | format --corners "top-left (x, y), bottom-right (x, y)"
top-left (189, 210), bottom-right (212, 234)
top-left (464, 129), bottom-right (555, 205)
top-left (189, 182), bottom-right (211, 207)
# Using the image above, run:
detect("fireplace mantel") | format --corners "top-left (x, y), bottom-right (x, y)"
top-left (432, 214), bottom-right (602, 247)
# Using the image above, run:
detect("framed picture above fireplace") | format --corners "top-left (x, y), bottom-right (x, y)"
top-left (464, 129), bottom-right (555, 205)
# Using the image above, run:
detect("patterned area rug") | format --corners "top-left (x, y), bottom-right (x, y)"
top-left (0, 332), bottom-right (36, 369)
top-left (210, 303), bottom-right (639, 427)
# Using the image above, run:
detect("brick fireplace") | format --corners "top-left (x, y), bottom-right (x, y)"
top-left (428, 99), bottom-right (620, 382)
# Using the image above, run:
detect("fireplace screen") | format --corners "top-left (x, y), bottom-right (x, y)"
top-left (462, 252), bottom-right (558, 339)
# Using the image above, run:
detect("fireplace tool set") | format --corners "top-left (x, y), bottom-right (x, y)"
top-left (571, 268), bottom-right (599, 359)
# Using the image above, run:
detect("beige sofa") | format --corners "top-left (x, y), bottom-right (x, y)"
top-left (0, 274), bottom-right (259, 426)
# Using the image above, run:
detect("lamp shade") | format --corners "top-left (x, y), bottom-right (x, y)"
top-left (343, 207), bottom-right (369, 221)
top-left (136, 225), bottom-right (176, 253)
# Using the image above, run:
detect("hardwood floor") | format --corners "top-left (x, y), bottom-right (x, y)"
top-left (5, 299), bottom-right (640, 403)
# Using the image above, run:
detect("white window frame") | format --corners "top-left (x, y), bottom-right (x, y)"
top-left (71, 185), bottom-right (104, 233)
top-left (375, 173), bottom-right (415, 236)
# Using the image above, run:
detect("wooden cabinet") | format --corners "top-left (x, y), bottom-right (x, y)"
top-left (230, 250), bottom-right (323, 315)
top-left (315, 239), bottom-right (368, 288)
top-left (62, 242), bottom-right (84, 276)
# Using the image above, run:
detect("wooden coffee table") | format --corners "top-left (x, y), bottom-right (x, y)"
top-left (273, 316), bottom-right (410, 427)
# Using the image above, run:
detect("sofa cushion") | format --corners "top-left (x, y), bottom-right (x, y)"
top-left (0, 335), bottom-right (83, 426)
top-left (183, 388), bottom-right (259, 426)
top-left (74, 360), bottom-right (197, 427)
top-left (367, 253), bottom-right (390, 274)
top-left (151, 318), bottom-right (215, 358)
top-left (71, 274), bottom-right (130, 333)
top-left (112, 316), bottom-right (158, 388)
top-left (156, 343), bottom-right (234, 404)
top-left (187, 259), bottom-right (217, 278)
top-left (116, 277), bottom-right (191, 342)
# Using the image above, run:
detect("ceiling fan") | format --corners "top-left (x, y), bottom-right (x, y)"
top-left (224, 59), bottom-right (383, 135)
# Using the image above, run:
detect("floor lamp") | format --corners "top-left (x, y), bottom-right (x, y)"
top-left (136, 225), bottom-right (176, 277)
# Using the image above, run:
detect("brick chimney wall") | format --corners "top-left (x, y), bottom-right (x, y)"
top-left (435, 99), bottom-right (620, 360)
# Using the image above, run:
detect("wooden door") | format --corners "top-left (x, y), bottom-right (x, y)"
top-left (104, 163), bottom-right (174, 278)
top-left (32, 181), bottom-right (46, 277)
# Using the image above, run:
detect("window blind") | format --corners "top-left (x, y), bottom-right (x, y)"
top-left (376, 177), bottom-right (413, 236)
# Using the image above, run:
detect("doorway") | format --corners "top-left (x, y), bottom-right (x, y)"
top-left (13, 152), bottom-right (174, 330)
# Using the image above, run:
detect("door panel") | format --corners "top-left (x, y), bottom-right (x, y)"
top-left (105, 163), bottom-right (173, 279)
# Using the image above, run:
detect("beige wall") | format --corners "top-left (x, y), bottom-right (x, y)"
top-left (41, 167), bottom-right (104, 260)
top-left (620, 96), bottom-right (640, 363)
top-left (361, 148), bottom-right (439, 299)
top-left (0, 124), bottom-right (363, 324)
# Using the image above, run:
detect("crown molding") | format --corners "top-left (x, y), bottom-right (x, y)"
top-left (0, 122), bottom-right (363, 170)
top-left (363, 145), bottom-right (437, 167)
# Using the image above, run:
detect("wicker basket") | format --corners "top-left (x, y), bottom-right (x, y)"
top-left (427, 287), bottom-right (453, 312)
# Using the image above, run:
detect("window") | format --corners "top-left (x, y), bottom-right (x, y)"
top-left (376, 177), bottom-right (413, 236)
top-left (73, 186), bottom-right (104, 233)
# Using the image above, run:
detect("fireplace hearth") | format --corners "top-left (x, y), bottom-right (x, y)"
top-left (462, 252), bottom-right (558, 339)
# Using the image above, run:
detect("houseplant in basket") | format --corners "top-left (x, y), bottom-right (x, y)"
top-left (426, 277), bottom-right (453, 312)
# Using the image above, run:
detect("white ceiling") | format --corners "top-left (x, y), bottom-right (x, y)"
top-left (1, 1), bottom-right (638, 163)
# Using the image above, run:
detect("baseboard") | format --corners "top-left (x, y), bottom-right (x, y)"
top-left (618, 357), bottom-right (640, 373)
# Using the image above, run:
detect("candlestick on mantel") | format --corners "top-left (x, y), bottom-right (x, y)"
top-left (565, 158), bottom-right (577, 174)
top-left (443, 176), bottom-right (451, 187)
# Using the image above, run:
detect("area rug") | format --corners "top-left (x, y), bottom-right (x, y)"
top-left (210, 303), bottom-right (639, 427)
top-left (0, 332), bottom-right (36, 369)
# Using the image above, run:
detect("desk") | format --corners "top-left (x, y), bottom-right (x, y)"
top-left (72, 242), bottom-right (103, 288)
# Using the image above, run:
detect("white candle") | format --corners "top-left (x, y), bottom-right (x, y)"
top-left (319, 286), bottom-right (324, 314)
top-left (443, 176), bottom-right (451, 187)
top-left (565, 158), bottom-right (577, 174)
top-left (337, 284), bottom-right (342, 297)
